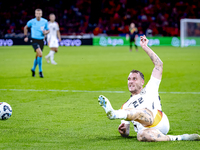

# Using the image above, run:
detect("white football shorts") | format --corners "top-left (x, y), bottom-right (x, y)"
top-left (130, 110), bottom-right (170, 135)
top-left (148, 111), bottom-right (170, 135)
top-left (48, 38), bottom-right (59, 48)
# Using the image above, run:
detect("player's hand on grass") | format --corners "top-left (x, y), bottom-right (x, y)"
top-left (24, 37), bottom-right (28, 42)
top-left (140, 35), bottom-right (149, 48)
top-left (118, 123), bottom-right (128, 137)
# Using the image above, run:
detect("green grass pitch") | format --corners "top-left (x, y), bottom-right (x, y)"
top-left (0, 45), bottom-right (200, 149)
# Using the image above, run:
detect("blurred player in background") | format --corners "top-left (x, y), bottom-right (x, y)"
top-left (45, 13), bottom-right (61, 65)
top-left (24, 9), bottom-right (49, 78)
top-left (98, 35), bottom-right (200, 142)
top-left (126, 23), bottom-right (138, 52)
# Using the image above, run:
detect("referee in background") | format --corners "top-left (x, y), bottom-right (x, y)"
top-left (24, 9), bottom-right (49, 78)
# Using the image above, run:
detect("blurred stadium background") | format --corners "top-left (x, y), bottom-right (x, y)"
top-left (0, 0), bottom-right (200, 46)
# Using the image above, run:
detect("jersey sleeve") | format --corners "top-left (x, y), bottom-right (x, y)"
top-left (135, 27), bottom-right (138, 33)
top-left (145, 75), bottom-right (161, 92)
top-left (56, 22), bottom-right (59, 31)
top-left (121, 120), bottom-right (130, 125)
top-left (144, 76), bottom-right (161, 117)
top-left (27, 20), bottom-right (32, 28)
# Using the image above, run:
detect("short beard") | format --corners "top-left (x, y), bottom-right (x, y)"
top-left (129, 85), bottom-right (142, 94)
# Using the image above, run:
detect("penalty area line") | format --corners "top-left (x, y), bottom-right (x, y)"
top-left (0, 89), bottom-right (200, 94)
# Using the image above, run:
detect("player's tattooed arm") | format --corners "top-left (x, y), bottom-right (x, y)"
top-left (140, 35), bottom-right (163, 80)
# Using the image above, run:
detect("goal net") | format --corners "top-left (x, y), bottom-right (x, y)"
top-left (180, 19), bottom-right (200, 47)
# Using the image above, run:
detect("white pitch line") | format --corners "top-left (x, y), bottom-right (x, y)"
top-left (0, 89), bottom-right (200, 94)
top-left (159, 91), bottom-right (200, 94)
top-left (0, 89), bottom-right (125, 93)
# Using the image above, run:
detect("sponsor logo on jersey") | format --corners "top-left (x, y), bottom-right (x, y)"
top-left (140, 88), bottom-right (146, 95)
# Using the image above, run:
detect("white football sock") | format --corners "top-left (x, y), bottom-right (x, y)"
top-left (98, 95), bottom-right (127, 120)
top-left (50, 50), bottom-right (55, 62)
top-left (114, 109), bottom-right (127, 120)
top-left (168, 135), bottom-right (182, 141)
top-left (46, 51), bottom-right (51, 58)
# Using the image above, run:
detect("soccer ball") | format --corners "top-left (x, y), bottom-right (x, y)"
top-left (0, 102), bottom-right (12, 120)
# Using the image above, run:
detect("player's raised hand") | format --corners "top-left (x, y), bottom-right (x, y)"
top-left (140, 35), bottom-right (149, 47)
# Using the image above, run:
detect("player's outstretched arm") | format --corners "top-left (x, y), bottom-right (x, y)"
top-left (140, 35), bottom-right (163, 80)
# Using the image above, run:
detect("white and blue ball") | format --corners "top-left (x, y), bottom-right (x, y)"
top-left (0, 102), bottom-right (12, 120)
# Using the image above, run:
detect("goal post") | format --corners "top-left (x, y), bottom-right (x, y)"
top-left (180, 18), bottom-right (200, 47)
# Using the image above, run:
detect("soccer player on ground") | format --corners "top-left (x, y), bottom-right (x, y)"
top-left (45, 13), bottom-right (61, 65)
top-left (126, 23), bottom-right (138, 52)
top-left (24, 9), bottom-right (49, 78)
top-left (98, 35), bottom-right (200, 142)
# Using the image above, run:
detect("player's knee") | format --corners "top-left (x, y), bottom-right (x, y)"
top-left (52, 48), bottom-right (58, 52)
top-left (37, 53), bottom-right (42, 57)
top-left (38, 52), bottom-right (43, 57)
top-left (137, 130), bottom-right (155, 142)
top-left (137, 131), bottom-right (145, 141)
top-left (36, 48), bottom-right (42, 57)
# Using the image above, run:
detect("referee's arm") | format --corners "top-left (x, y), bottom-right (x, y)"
top-left (43, 30), bottom-right (50, 35)
top-left (24, 25), bottom-right (29, 42)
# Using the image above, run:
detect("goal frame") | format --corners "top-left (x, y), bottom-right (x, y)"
top-left (180, 18), bottom-right (200, 47)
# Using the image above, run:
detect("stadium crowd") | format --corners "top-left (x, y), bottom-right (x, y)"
top-left (0, 0), bottom-right (200, 38)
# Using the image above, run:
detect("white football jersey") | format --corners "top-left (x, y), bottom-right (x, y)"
top-left (47, 21), bottom-right (59, 42)
top-left (121, 76), bottom-right (162, 132)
